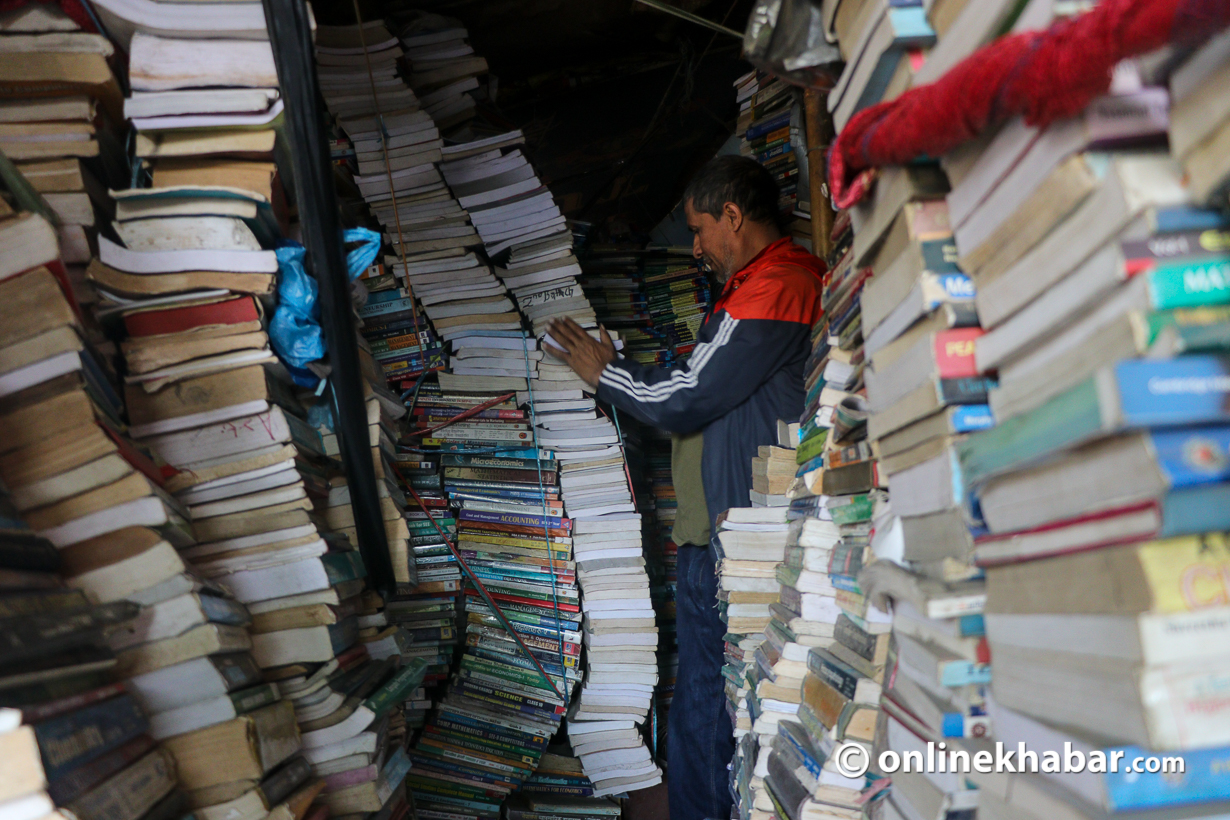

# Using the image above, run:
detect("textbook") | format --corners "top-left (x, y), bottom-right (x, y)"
top-left (958, 355), bottom-right (1230, 487)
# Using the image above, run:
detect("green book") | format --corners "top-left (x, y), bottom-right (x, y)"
top-left (363, 657), bottom-right (427, 717)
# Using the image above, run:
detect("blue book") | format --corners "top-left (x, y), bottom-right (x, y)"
top-left (752, 142), bottom-right (794, 165)
top-left (34, 695), bottom-right (147, 781)
top-left (852, 6), bottom-right (935, 115)
top-left (358, 295), bottom-right (417, 317)
top-left (1155, 206), bottom-right (1230, 234)
top-left (960, 356), bottom-right (1230, 488)
top-left (745, 109), bottom-right (792, 140)
top-left (365, 287), bottom-right (411, 305)
top-left (996, 700), bottom-right (1230, 811)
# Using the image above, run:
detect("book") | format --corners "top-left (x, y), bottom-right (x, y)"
top-left (160, 700), bottom-right (300, 790)
top-left (958, 356), bottom-right (1230, 487)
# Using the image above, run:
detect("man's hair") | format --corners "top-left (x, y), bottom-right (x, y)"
top-left (683, 155), bottom-right (784, 230)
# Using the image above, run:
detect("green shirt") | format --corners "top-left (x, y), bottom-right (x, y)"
top-left (670, 430), bottom-right (710, 547)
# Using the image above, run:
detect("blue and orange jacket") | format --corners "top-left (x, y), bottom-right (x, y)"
top-left (597, 237), bottom-right (826, 531)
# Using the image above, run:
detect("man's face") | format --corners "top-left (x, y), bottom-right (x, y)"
top-left (685, 199), bottom-right (738, 283)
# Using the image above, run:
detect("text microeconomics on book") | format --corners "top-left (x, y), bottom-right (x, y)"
top-left (831, 741), bottom-right (1187, 778)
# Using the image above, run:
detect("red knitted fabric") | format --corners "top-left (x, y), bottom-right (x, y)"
top-left (0, 0), bottom-right (97, 32)
top-left (827, 0), bottom-right (1230, 209)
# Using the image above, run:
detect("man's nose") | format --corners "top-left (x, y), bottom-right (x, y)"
top-left (692, 236), bottom-right (702, 259)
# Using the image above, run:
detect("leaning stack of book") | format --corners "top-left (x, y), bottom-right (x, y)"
top-left (0, 14), bottom-right (127, 320)
top-left (937, 48), bottom-right (1230, 820)
top-left (0, 482), bottom-right (188, 820)
top-left (397, 12), bottom-right (489, 132)
top-left (0, 204), bottom-right (324, 820)
top-left (821, 0), bottom-right (935, 135)
top-left (733, 70), bottom-right (806, 216)
top-left (858, 561), bottom-right (985, 820)
top-left (1169, 33), bottom-right (1230, 211)
top-left (543, 402), bottom-right (660, 794)
top-left (566, 512), bottom-right (662, 796)
top-left (402, 393), bottom-right (578, 819)
top-left (712, 506), bottom-right (790, 818)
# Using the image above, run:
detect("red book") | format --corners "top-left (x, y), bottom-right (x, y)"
top-left (123, 295), bottom-right (260, 338)
top-left (933, 327), bottom-right (984, 378)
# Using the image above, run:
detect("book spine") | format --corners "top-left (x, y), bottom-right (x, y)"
top-left (67, 748), bottom-right (176, 820)
top-left (35, 694), bottom-right (149, 780)
top-left (47, 735), bottom-right (158, 806)
top-left (805, 650), bottom-right (860, 700)
top-left (933, 328), bottom-right (983, 378)
top-left (260, 755), bottom-right (311, 806)
top-left (745, 110), bottom-right (792, 139)
top-left (21, 682), bottom-right (127, 724)
top-left (231, 683), bottom-right (281, 715)
top-left (457, 510), bottom-right (571, 530)
top-left (359, 296), bottom-right (419, 318)
top-left (451, 681), bottom-right (563, 717)
top-left (431, 719), bottom-right (540, 756)
top-left (950, 404), bottom-right (995, 433)
top-left (436, 707), bottom-right (550, 742)
top-left (1147, 258), bottom-right (1230, 310)
top-left (0, 601), bottom-right (138, 666)
top-left (1114, 355), bottom-right (1230, 427)
top-left (422, 726), bottom-right (536, 766)
top-left (833, 615), bottom-right (878, 663)
top-left (364, 658), bottom-right (429, 717)
top-left (936, 376), bottom-right (996, 405)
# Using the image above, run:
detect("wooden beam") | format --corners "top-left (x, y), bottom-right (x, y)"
top-left (803, 88), bottom-right (836, 260)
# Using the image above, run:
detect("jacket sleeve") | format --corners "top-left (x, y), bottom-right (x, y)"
top-left (595, 311), bottom-right (806, 433)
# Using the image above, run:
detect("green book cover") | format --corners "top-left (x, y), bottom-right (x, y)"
top-left (363, 657), bottom-right (428, 717)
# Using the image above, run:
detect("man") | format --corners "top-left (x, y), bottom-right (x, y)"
top-left (547, 155), bottom-right (826, 820)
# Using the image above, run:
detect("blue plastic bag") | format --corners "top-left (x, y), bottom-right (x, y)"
top-left (269, 228), bottom-right (382, 386)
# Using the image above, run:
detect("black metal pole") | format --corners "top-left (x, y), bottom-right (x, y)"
top-left (260, 0), bottom-right (397, 597)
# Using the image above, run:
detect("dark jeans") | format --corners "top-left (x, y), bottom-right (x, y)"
top-left (668, 542), bottom-right (735, 820)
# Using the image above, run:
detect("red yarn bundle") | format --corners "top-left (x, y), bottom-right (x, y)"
top-left (827, 0), bottom-right (1230, 209)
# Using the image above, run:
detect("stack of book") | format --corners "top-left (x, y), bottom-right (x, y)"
top-left (0, 481), bottom-right (187, 820)
top-left (732, 70), bottom-right (808, 217)
top-left (505, 792), bottom-right (622, 820)
top-left (643, 427), bottom-right (678, 715)
top-left (847, 146), bottom-right (999, 820)
top-left (1169, 33), bottom-right (1230, 210)
top-left (0, 204), bottom-right (322, 820)
top-left (858, 562), bottom-right (985, 820)
top-left (578, 245), bottom-right (709, 370)
top-left (821, 0), bottom-right (935, 134)
top-left (313, 21), bottom-right (453, 388)
top-left (0, 15), bottom-right (126, 306)
top-left (397, 12), bottom-right (489, 132)
top-left (713, 506), bottom-right (790, 817)
top-left (567, 511), bottom-right (662, 795)
top-left (751, 432), bottom-right (798, 508)
top-left (402, 386), bottom-right (578, 819)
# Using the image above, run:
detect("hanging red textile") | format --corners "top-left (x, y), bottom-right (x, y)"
top-left (827, 0), bottom-right (1230, 209)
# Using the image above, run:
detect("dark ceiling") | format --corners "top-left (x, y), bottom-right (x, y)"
top-left (314, 0), bottom-right (759, 236)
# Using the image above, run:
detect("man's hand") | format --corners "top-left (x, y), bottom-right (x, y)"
top-left (545, 317), bottom-right (616, 388)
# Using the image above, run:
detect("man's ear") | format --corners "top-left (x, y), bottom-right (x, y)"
top-left (723, 201), bottom-right (744, 233)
